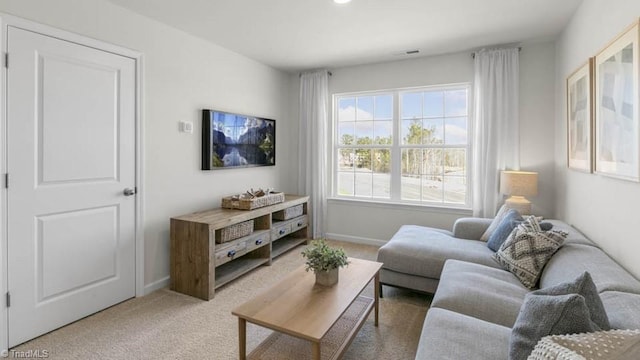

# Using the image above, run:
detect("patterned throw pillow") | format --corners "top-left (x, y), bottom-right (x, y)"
top-left (528, 329), bottom-right (640, 360)
top-left (493, 216), bottom-right (568, 288)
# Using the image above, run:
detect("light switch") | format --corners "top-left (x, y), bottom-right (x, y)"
top-left (180, 121), bottom-right (193, 134)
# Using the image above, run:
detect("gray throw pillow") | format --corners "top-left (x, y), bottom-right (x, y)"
top-left (509, 293), bottom-right (602, 360)
top-left (531, 271), bottom-right (610, 331)
top-left (493, 216), bottom-right (567, 288)
top-left (487, 209), bottom-right (523, 252)
top-left (480, 204), bottom-right (510, 241)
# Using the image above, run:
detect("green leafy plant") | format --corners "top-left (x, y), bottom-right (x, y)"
top-left (301, 240), bottom-right (349, 273)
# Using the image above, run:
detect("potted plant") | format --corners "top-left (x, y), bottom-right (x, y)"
top-left (301, 240), bottom-right (349, 286)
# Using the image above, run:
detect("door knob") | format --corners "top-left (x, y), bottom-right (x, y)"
top-left (123, 188), bottom-right (136, 196)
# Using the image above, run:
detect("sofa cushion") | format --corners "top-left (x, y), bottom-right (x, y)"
top-left (452, 217), bottom-right (493, 240)
top-left (530, 271), bottom-right (609, 330)
top-left (540, 243), bottom-right (640, 294)
top-left (509, 293), bottom-right (603, 360)
top-left (493, 217), bottom-right (567, 288)
top-left (544, 220), bottom-right (596, 247)
top-left (377, 225), bottom-right (499, 280)
top-left (600, 291), bottom-right (640, 330)
top-left (416, 308), bottom-right (510, 360)
top-left (487, 209), bottom-right (522, 252)
top-left (529, 329), bottom-right (640, 360)
top-left (431, 260), bottom-right (529, 327)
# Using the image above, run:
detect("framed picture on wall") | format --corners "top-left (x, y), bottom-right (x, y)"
top-left (567, 59), bottom-right (594, 172)
top-left (594, 20), bottom-right (640, 181)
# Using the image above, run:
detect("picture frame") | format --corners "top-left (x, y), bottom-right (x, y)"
top-left (567, 59), bottom-right (594, 172)
top-left (594, 20), bottom-right (640, 181)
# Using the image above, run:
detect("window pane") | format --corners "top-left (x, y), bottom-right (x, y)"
top-left (356, 96), bottom-right (374, 120)
top-left (445, 117), bottom-right (467, 145)
top-left (423, 118), bottom-right (444, 145)
top-left (338, 149), bottom-right (354, 171)
top-left (355, 149), bottom-right (372, 172)
top-left (372, 150), bottom-right (390, 198)
top-left (337, 172), bottom-right (354, 196)
top-left (401, 173), bottom-right (420, 200)
top-left (401, 148), bottom-right (422, 176)
top-left (423, 91), bottom-right (444, 117)
top-left (444, 176), bottom-right (466, 203)
top-left (423, 149), bottom-right (443, 175)
top-left (445, 90), bottom-right (467, 117)
top-left (402, 92), bottom-right (422, 119)
top-left (373, 121), bottom-right (393, 145)
top-left (375, 95), bottom-right (392, 120)
top-left (355, 121), bottom-right (374, 144)
top-left (372, 149), bottom-right (390, 173)
top-left (338, 98), bottom-right (356, 121)
top-left (355, 173), bottom-right (373, 197)
top-left (338, 122), bottom-right (355, 145)
top-left (444, 149), bottom-right (466, 175)
top-left (402, 119), bottom-right (423, 145)
top-left (422, 175), bottom-right (443, 202)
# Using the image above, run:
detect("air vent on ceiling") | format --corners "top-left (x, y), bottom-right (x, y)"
top-left (391, 49), bottom-right (420, 56)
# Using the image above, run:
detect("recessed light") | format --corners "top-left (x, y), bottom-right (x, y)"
top-left (334, 0), bottom-right (352, 4)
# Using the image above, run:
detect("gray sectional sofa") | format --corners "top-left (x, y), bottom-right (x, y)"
top-left (376, 218), bottom-right (640, 359)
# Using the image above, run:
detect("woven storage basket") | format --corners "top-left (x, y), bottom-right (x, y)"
top-left (216, 220), bottom-right (254, 243)
top-left (221, 192), bottom-right (285, 210)
top-left (272, 204), bottom-right (303, 221)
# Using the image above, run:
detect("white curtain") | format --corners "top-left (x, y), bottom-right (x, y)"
top-left (298, 70), bottom-right (329, 239)
top-left (472, 48), bottom-right (520, 218)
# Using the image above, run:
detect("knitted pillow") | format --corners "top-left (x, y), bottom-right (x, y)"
top-left (493, 216), bottom-right (567, 288)
top-left (529, 329), bottom-right (640, 360)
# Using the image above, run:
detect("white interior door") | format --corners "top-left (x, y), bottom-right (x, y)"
top-left (6, 26), bottom-right (136, 347)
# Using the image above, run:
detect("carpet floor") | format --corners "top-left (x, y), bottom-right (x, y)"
top-left (13, 240), bottom-right (432, 359)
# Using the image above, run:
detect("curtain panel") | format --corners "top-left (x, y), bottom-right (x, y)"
top-left (298, 70), bottom-right (329, 238)
top-left (472, 48), bottom-right (520, 218)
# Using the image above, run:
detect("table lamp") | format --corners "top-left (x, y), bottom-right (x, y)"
top-left (500, 171), bottom-right (538, 215)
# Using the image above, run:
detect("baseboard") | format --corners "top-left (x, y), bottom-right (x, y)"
top-left (325, 233), bottom-right (387, 247)
top-left (143, 276), bottom-right (170, 295)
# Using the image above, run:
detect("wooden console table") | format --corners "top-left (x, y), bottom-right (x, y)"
top-left (170, 194), bottom-right (309, 300)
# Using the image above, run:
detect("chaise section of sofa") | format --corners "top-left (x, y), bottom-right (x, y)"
top-left (376, 221), bottom-right (498, 293)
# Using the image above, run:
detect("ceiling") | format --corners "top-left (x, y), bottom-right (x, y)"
top-left (107, 0), bottom-right (583, 73)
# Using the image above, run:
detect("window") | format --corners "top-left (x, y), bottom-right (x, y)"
top-left (333, 84), bottom-right (470, 207)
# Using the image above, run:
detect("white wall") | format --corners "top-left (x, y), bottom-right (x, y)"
top-left (326, 44), bottom-right (557, 244)
top-left (555, 0), bottom-right (640, 279)
top-left (0, 0), bottom-right (298, 290)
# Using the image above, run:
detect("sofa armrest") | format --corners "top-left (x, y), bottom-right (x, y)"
top-left (452, 218), bottom-right (493, 240)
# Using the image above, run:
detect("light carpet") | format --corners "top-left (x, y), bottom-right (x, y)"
top-left (13, 240), bottom-right (431, 359)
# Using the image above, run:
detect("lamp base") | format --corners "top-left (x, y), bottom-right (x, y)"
top-left (504, 196), bottom-right (532, 215)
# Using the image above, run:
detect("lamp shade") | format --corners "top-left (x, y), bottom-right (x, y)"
top-left (500, 171), bottom-right (538, 197)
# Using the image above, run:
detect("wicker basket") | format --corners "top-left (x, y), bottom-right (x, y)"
top-left (221, 192), bottom-right (285, 210)
top-left (216, 220), bottom-right (254, 243)
top-left (272, 204), bottom-right (303, 221)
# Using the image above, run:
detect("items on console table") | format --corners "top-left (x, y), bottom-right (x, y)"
top-left (221, 188), bottom-right (285, 210)
top-left (170, 194), bottom-right (309, 300)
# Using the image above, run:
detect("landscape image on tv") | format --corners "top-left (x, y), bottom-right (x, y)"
top-left (202, 109), bottom-right (275, 170)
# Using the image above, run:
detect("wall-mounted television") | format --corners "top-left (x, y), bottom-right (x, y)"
top-left (202, 109), bottom-right (275, 170)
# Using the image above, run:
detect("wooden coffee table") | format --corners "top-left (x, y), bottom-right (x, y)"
top-left (232, 257), bottom-right (382, 360)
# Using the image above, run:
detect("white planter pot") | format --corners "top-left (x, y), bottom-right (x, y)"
top-left (315, 268), bottom-right (339, 286)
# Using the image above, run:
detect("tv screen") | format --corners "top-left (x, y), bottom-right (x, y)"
top-left (202, 109), bottom-right (275, 170)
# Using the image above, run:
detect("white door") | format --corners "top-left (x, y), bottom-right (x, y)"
top-left (6, 26), bottom-right (136, 346)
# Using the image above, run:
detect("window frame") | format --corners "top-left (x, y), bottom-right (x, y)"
top-left (330, 83), bottom-right (472, 209)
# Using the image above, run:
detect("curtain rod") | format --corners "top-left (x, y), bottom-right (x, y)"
top-left (299, 71), bottom-right (332, 78)
top-left (471, 47), bottom-right (522, 59)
